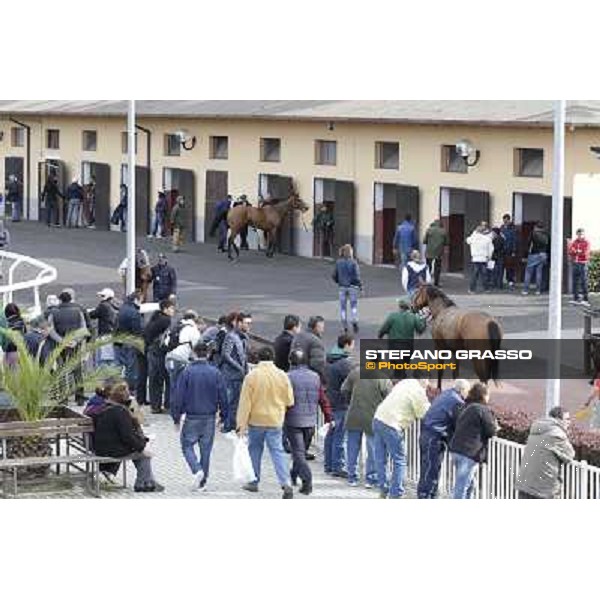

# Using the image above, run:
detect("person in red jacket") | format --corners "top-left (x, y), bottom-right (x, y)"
top-left (568, 228), bottom-right (591, 307)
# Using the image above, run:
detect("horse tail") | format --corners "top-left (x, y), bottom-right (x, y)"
top-left (487, 320), bottom-right (502, 385)
top-left (209, 210), bottom-right (228, 237)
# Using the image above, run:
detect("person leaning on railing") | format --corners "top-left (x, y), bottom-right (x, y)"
top-left (516, 407), bottom-right (575, 500)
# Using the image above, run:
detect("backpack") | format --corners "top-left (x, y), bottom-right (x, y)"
top-left (211, 328), bottom-right (228, 365)
top-left (161, 321), bottom-right (186, 353)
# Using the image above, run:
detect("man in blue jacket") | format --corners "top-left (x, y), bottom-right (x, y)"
top-left (500, 213), bottom-right (517, 290)
top-left (417, 379), bottom-right (471, 498)
top-left (114, 291), bottom-right (143, 397)
top-left (172, 341), bottom-right (227, 492)
top-left (150, 253), bottom-right (178, 302)
top-left (393, 214), bottom-right (418, 267)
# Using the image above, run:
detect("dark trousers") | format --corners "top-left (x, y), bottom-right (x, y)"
top-left (469, 262), bottom-right (488, 292)
top-left (426, 257), bottom-right (442, 286)
top-left (46, 198), bottom-right (57, 226)
top-left (240, 226), bottom-right (249, 250)
top-left (285, 425), bottom-right (314, 486)
top-left (417, 428), bottom-right (446, 499)
top-left (136, 351), bottom-right (148, 405)
top-left (572, 263), bottom-right (589, 301)
top-left (148, 346), bottom-right (169, 410)
top-left (223, 378), bottom-right (243, 432)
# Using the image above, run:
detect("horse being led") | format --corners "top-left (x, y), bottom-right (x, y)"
top-left (411, 284), bottom-right (503, 389)
top-left (226, 192), bottom-right (309, 260)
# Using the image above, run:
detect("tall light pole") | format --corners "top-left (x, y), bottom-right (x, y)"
top-left (545, 99), bottom-right (566, 413)
top-left (126, 100), bottom-right (136, 295)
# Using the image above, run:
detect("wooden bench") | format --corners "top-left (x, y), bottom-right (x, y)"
top-left (0, 452), bottom-right (144, 498)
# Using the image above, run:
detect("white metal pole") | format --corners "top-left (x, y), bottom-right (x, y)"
top-left (126, 100), bottom-right (136, 295)
top-left (545, 99), bottom-right (566, 413)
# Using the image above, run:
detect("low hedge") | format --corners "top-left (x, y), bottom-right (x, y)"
top-left (588, 251), bottom-right (600, 293)
top-left (490, 402), bottom-right (600, 467)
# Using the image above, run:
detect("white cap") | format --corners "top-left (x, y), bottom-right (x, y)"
top-left (97, 288), bottom-right (115, 299)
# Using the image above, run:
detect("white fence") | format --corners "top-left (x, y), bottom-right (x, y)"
top-left (317, 415), bottom-right (600, 499)
top-left (0, 250), bottom-right (57, 318)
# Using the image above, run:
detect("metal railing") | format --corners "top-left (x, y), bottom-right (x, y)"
top-left (0, 250), bottom-right (58, 317)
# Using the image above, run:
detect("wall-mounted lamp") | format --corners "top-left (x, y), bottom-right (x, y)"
top-left (590, 146), bottom-right (600, 158)
top-left (175, 129), bottom-right (197, 151)
top-left (0, 131), bottom-right (4, 142)
top-left (455, 139), bottom-right (480, 167)
top-left (327, 121), bottom-right (335, 132)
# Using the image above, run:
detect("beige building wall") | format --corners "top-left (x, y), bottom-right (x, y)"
top-left (2, 114), bottom-right (600, 260)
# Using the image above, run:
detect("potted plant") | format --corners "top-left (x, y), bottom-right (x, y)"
top-left (0, 328), bottom-right (142, 479)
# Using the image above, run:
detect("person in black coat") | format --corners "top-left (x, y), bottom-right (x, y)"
top-left (150, 254), bottom-right (178, 302)
top-left (449, 383), bottom-right (498, 499)
top-left (41, 174), bottom-right (64, 227)
top-left (92, 382), bottom-right (164, 492)
top-left (273, 314), bottom-right (301, 372)
top-left (89, 288), bottom-right (120, 336)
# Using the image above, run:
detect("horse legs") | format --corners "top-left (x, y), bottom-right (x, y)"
top-left (265, 231), bottom-right (274, 258)
top-left (227, 230), bottom-right (240, 261)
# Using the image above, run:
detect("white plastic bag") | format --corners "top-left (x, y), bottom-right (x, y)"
top-left (232, 436), bottom-right (256, 483)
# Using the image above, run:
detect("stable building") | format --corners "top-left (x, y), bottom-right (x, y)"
top-left (2, 100), bottom-right (600, 280)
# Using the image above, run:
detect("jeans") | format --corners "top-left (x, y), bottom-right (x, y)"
top-left (452, 453), bottom-right (478, 499)
top-left (218, 221), bottom-right (228, 250)
top-left (148, 346), bottom-right (169, 410)
top-left (324, 408), bottom-right (347, 473)
top-left (11, 199), bottom-right (21, 221)
top-left (115, 345), bottom-right (138, 393)
top-left (285, 425), bottom-right (313, 486)
top-left (223, 378), bottom-right (243, 432)
top-left (426, 257), bottom-right (442, 286)
top-left (469, 262), bottom-right (488, 292)
top-left (46, 198), bottom-right (56, 226)
top-left (417, 427), bottom-right (446, 499)
top-left (372, 418), bottom-right (406, 498)
top-left (346, 429), bottom-right (377, 485)
top-left (133, 455), bottom-right (156, 488)
top-left (339, 287), bottom-right (359, 327)
top-left (572, 263), bottom-right (588, 301)
top-left (491, 258), bottom-right (504, 289)
top-left (67, 198), bottom-right (82, 227)
top-left (523, 252), bottom-right (548, 293)
top-left (247, 426), bottom-right (290, 487)
top-left (180, 415), bottom-right (216, 481)
top-left (151, 214), bottom-right (166, 237)
top-left (120, 206), bottom-right (127, 232)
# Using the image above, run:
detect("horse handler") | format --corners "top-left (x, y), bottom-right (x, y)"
top-left (171, 196), bottom-right (186, 253)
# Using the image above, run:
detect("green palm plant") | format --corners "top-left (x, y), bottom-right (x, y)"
top-left (0, 328), bottom-right (143, 422)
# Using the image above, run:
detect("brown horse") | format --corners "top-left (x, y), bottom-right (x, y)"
top-left (226, 192), bottom-right (309, 260)
top-left (411, 284), bottom-right (503, 388)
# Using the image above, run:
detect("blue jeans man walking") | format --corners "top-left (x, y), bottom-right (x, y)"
top-left (523, 252), bottom-right (548, 295)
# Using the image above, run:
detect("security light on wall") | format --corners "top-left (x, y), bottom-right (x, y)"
top-left (590, 146), bottom-right (600, 158)
top-left (175, 129), bottom-right (197, 151)
top-left (455, 139), bottom-right (480, 167)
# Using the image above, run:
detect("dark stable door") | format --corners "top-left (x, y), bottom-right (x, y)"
top-left (205, 170), bottom-right (228, 242)
top-left (38, 159), bottom-right (68, 224)
top-left (447, 214), bottom-right (465, 272)
top-left (88, 162), bottom-right (111, 231)
top-left (333, 180), bottom-right (355, 255)
top-left (267, 175), bottom-right (294, 254)
top-left (382, 208), bottom-right (396, 263)
top-left (396, 185), bottom-right (420, 247)
top-left (172, 169), bottom-right (196, 242)
top-left (135, 166), bottom-right (150, 237)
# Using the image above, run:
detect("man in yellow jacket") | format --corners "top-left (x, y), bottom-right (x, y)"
top-left (237, 346), bottom-right (295, 498)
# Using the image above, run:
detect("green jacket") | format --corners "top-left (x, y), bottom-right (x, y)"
top-left (378, 310), bottom-right (426, 340)
top-left (342, 368), bottom-right (393, 435)
top-left (171, 204), bottom-right (186, 229)
top-left (423, 222), bottom-right (448, 259)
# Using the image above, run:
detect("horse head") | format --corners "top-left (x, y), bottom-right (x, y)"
top-left (289, 192), bottom-right (309, 213)
top-left (411, 283), bottom-right (430, 311)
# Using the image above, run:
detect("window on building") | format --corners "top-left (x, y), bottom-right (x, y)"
top-left (375, 141), bottom-right (400, 169)
top-left (165, 134), bottom-right (181, 157)
top-left (209, 136), bottom-right (229, 159)
top-left (82, 130), bottom-right (97, 151)
top-left (121, 132), bottom-right (138, 154)
top-left (441, 145), bottom-right (468, 173)
top-left (315, 140), bottom-right (337, 166)
top-left (260, 137), bottom-right (281, 162)
top-left (10, 127), bottom-right (25, 147)
top-left (46, 129), bottom-right (60, 150)
top-left (515, 148), bottom-right (544, 177)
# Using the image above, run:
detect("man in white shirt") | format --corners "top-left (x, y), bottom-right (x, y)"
top-left (372, 378), bottom-right (434, 498)
top-left (466, 224), bottom-right (494, 294)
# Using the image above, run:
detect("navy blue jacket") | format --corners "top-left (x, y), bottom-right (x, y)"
top-left (116, 300), bottom-right (143, 336)
top-left (66, 182), bottom-right (84, 200)
top-left (333, 258), bottom-right (362, 289)
top-left (285, 365), bottom-right (321, 428)
top-left (393, 220), bottom-right (418, 254)
top-left (151, 263), bottom-right (177, 302)
top-left (325, 347), bottom-right (355, 411)
top-left (171, 359), bottom-right (227, 425)
top-left (421, 388), bottom-right (464, 440)
top-left (500, 223), bottom-right (517, 255)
